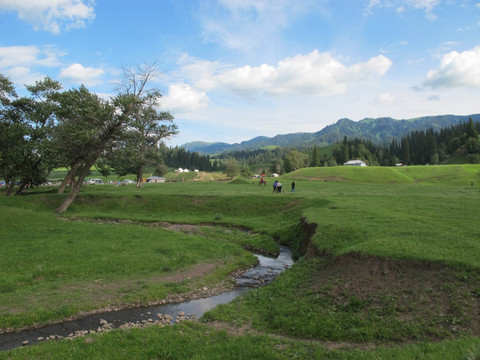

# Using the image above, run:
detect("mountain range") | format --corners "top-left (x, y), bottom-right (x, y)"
top-left (181, 114), bottom-right (480, 155)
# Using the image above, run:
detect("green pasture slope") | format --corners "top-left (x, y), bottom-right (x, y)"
top-left (1, 164), bottom-right (480, 359)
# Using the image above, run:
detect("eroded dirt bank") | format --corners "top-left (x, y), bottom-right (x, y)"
top-left (297, 218), bottom-right (480, 340)
top-left (311, 252), bottom-right (480, 338)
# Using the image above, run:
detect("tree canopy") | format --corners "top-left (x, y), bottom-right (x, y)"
top-left (107, 63), bottom-right (177, 187)
top-left (0, 66), bottom-right (178, 213)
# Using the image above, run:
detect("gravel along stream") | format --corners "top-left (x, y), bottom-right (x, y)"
top-left (0, 246), bottom-right (293, 351)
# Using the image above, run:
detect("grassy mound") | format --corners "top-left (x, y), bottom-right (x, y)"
top-left (285, 164), bottom-right (480, 186)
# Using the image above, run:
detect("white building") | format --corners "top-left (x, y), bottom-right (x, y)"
top-left (343, 160), bottom-right (367, 167)
top-left (146, 176), bottom-right (166, 183)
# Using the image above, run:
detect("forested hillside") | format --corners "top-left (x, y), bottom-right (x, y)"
top-left (331, 118), bottom-right (480, 166)
top-left (182, 114), bottom-right (480, 154)
top-left (215, 119), bottom-right (480, 174)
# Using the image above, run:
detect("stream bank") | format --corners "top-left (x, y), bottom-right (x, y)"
top-left (0, 246), bottom-right (293, 351)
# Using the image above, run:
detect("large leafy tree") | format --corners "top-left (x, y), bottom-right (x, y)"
top-left (0, 74), bottom-right (21, 195)
top-left (224, 157), bottom-right (240, 178)
top-left (283, 149), bottom-right (308, 173)
top-left (13, 77), bottom-right (62, 194)
top-left (110, 62), bottom-right (177, 187)
top-left (53, 86), bottom-right (122, 213)
top-left (0, 75), bottom-right (61, 195)
top-left (269, 158), bottom-right (283, 174)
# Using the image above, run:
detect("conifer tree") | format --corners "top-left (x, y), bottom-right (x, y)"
top-left (311, 145), bottom-right (321, 167)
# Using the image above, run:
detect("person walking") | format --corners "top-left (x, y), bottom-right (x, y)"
top-left (291, 181), bottom-right (295, 192)
top-left (273, 180), bottom-right (277, 193)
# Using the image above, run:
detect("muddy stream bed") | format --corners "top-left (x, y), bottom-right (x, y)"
top-left (0, 246), bottom-right (293, 351)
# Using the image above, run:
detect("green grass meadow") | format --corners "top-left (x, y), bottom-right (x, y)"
top-left (1, 164), bottom-right (480, 359)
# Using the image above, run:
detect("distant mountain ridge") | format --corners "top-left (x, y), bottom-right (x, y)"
top-left (181, 114), bottom-right (480, 155)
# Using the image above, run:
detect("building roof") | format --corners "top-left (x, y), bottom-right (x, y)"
top-left (343, 160), bottom-right (367, 166)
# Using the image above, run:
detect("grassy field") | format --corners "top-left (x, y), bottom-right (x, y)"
top-left (1, 164), bottom-right (479, 359)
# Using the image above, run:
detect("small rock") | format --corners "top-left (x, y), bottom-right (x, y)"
top-left (178, 311), bottom-right (185, 316)
top-left (202, 287), bottom-right (208, 291)
top-left (37, 337), bottom-right (44, 341)
top-left (22, 340), bottom-right (29, 346)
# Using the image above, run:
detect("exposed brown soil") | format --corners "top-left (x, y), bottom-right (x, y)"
top-left (151, 222), bottom-right (214, 235)
top-left (81, 261), bottom-right (221, 299)
top-left (311, 252), bottom-right (480, 338)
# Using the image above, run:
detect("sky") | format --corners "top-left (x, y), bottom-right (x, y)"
top-left (1, 0), bottom-right (480, 146)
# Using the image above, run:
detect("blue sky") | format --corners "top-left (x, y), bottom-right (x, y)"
top-left (1, 0), bottom-right (480, 146)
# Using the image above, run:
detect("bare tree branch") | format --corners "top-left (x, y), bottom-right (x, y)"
top-left (116, 60), bottom-right (161, 98)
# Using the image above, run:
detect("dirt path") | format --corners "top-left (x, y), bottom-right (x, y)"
top-left (207, 321), bottom-right (378, 351)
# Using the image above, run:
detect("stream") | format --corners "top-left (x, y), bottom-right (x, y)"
top-left (0, 245), bottom-right (293, 351)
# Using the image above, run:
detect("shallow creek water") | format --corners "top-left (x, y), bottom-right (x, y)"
top-left (0, 246), bottom-right (293, 351)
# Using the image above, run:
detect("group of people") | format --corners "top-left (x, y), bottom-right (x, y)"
top-left (273, 180), bottom-right (283, 193)
top-left (272, 180), bottom-right (295, 193)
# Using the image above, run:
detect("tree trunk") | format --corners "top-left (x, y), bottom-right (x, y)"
top-left (15, 181), bottom-right (27, 195)
top-left (58, 170), bottom-right (72, 194)
top-left (58, 163), bottom-right (80, 194)
top-left (136, 168), bottom-right (143, 188)
top-left (5, 181), bottom-right (15, 196)
top-left (55, 163), bottom-right (92, 214)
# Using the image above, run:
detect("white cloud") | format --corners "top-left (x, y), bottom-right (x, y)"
top-left (184, 50), bottom-right (392, 98)
top-left (4, 66), bottom-right (46, 87)
top-left (375, 92), bottom-right (396, 105)
top-left (0, 45), bottom-right (65, 85)
top-left (366, 0), bottom-right (439, 19)
top-left (0, 45), bottom-right (63, 69)
top-left (423, 46), bottom-right (480, 89)
top-left (162, 83), bottom-right (208, 113)
top-left (175, 54), bottom-right (225, 88)
top-left (0, 0), bottom-right (95, 34)
top-left (406, 0), bottom-right (439, 12)
top-left (59, 63), bottom-right (104, 86)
